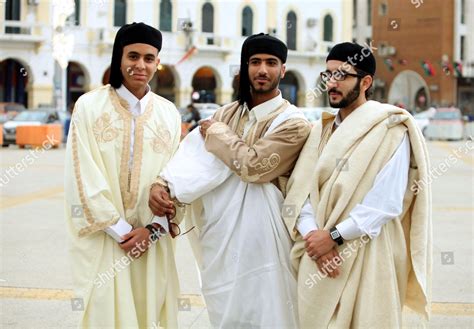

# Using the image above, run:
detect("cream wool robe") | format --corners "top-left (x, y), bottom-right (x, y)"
top-left (283, 100), bottom-right (432, 328)
top-left (64, 85), bottom-right (182, 328)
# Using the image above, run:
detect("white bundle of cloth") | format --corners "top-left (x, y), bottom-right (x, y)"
top-left (162, 123), bottom-right (298, 328)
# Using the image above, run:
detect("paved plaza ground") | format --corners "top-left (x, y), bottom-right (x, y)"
top-left (0, 140), bottom-right (473, 328)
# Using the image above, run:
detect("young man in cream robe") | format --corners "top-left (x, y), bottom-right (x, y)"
top-left (282, 42), bottom-right (432, 328)
top-left (64, 23), bottom-right (183, 328)
top-left (149, 33), bottom-right (311, 328)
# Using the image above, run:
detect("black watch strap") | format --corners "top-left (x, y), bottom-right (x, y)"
top-left (330, 227), bottom-right (344, 245)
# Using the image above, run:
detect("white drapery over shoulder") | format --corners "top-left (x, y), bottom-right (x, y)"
top-left (162, 109), bottom-right (303, 328)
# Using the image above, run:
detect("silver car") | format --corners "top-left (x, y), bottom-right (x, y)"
top-left (2, 109), bottom-right (61, 146)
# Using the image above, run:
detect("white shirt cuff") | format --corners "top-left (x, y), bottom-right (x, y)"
top-left (335, 216), bottom-right (365, 241)
top-left (152, 215), bottom-right (169, 233)
top-left (104, 218), bottom-right (133, 243)
top-left (161, 176), bottom-right (176, 199)
top-left (296, 197), bottom-right (318, 237)
top-left (297, 218), bottom-right (318, 238)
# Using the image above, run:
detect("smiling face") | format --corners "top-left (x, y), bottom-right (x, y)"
top-left (248, 54), bottom-right (285, 95)
top-left (120, 43), bottom-right (160, 97)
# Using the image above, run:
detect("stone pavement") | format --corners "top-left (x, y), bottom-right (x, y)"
top-left (0, 140), bottom-right (473, 328)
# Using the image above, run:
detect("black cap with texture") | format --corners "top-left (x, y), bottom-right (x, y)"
top-left (109, 22), bottom-right (162, 88)
top-left (237, 33), bottom-right (288, 105)
top-left (326, 42), bottom-right (376, 75)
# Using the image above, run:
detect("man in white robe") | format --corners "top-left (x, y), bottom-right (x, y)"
top-left (149, 33), bottom-right (311, 328)
top-left (64, 23), bottom-right (183, 328)
top-left (283, 42), bottom-right (432, 328)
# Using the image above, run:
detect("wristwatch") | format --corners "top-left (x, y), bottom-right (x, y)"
top-left (329, 227), bottom-right (344, 246)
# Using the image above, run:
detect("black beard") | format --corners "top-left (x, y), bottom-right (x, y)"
top-left (250, 74), bottom-right (281, 95)
top-left (329, 79), bottom-right (361, 108)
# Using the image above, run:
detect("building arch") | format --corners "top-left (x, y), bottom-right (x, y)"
top-left (281, 70), bottom-right (306, 106)
top-left (150, 64), bottom-right (180, 103)
top-left (388, 70), bottom-right (430, 112)
top-left (67, 61), bottom-right (90, 107)
top-left (0, 58), bottom-right (33, 106)
top-left (191, 66), bottom-right (222, 103)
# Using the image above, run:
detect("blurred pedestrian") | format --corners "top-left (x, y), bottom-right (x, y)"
top-left (184, 103), bottom-right (201, 131)
top-left (63, 101), bottom-right (74, 142)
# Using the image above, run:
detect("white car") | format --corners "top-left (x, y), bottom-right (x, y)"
top-left (194, 103), bottom-right (220, 120)
top-left (425, 108), bottom-right (464, 141)
top-left (414, 108), bottom-right (436, 136)
top-left (298, 107), bottom-right (335, 123)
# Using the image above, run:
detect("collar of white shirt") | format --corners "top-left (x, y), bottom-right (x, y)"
top-left (242, 91), bottom-right (284, 122)
top-left (116, 84), bottom-right (151, 115)
top-left (334, 110), bottom-right (342, 128)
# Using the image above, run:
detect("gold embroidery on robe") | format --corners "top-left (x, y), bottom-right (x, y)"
top-left (93, 112), bottom-right (121, 143)
top-left (108, 86), bottom-right (154, 212)
top-left (147, 122), bottom-right (172, 155)
top-left (71, 121), bottom-right (120, 235)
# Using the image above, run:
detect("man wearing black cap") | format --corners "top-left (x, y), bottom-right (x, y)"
top-left (149, 33), bottom-right (311, 327)
top-left (65, 22), bottom-right (183, 328)
top-left (282, 42), bottom-right (432, 327)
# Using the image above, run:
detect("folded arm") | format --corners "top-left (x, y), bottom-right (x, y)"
top-left (204, 119), bottom-right (311, 183)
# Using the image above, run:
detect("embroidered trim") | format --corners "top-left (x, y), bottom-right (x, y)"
top-left (71, 117), bottom-right (122, 236)
top-left (109, 87), bottom-right (133, 210)
top-left (207, 122), bottom-right (229, 135)
top-left (108, 86), bottom-right (154, 211)
top-left (240, 153), bottom-right (281, 182)
top-left (147, 122), bottom-right (172, 155)
top-left (255, 153), bottom-right (281, 173)
top-left (93, 112), bottom-right (121, 143)
top-left (71, 122), bottom-right (95, 225)
top-left (128, 101), bottom-right (153, 210)
top-left (78, 217), bottom-right (119, 237)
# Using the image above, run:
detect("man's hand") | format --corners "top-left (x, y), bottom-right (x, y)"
top-left (304, 230), bottom-right (337, 260)
top-left (119, 227), bottom-right (151, 257)
top-left (149, 184), bottom-right (175, 218)
top-left (199, 119), bottom-right (217, 138)
top-left (315, 248), bottom-right (341, 278)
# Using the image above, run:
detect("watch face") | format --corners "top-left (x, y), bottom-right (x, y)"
top-left (331, 230), bottom-right (340, 239)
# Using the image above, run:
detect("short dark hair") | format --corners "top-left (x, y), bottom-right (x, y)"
top-left (355, 68), bottom-right (373, 99)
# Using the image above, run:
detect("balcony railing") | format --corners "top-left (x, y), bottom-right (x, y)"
top-left (0, 20), bottom-right (46, 43)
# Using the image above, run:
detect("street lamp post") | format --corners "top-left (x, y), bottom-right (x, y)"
top-left (52, 0), bottom-right (75, 112)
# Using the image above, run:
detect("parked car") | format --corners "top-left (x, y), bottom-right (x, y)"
top-left (0, 102), bottom-right (26, 124)
top-left (179, 103), bottom-right (220, 138)
top-left (194, 103), bottom-right (220, 120)
top-left (298, 107), bottom-right (335, 123)
top-left (2, 109), bottom-right (61, 146)
top-left (413, 107), bottom-right (437, 136)
top-left (424, 107), bottom-right (464, 141)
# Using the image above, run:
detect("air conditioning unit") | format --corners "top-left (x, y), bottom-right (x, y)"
top-left (386, 46), bottom-right (396, 56)
top-left (267, 28), bottom-right (277, 36)
top-left (307, 18), bottom-right (317, 27)
top-left (378, 45), bottom-right (396, 57)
